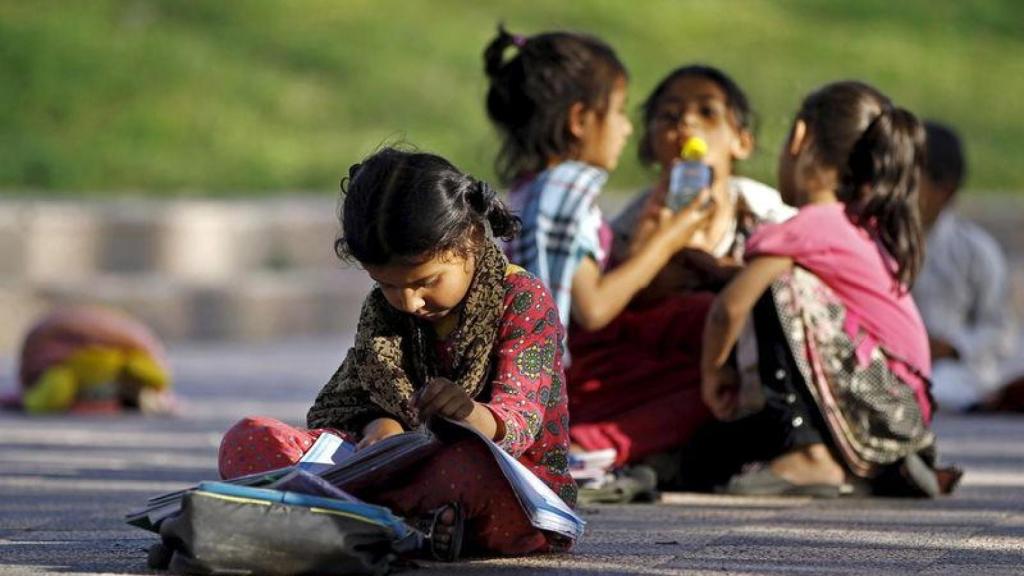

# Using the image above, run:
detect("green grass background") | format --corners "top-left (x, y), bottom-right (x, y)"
top-left (1, 0), bottom-right (1021, 196)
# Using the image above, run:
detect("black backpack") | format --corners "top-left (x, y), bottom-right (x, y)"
top-left (148, 482), bottom-right (420, 576)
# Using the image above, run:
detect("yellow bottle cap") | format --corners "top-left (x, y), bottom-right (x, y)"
top-left (681, 136), bottom-right (708, 161)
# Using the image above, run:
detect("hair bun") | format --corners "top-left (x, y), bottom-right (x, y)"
top-left (467, 180), bottom-right (495, 216)
top-left (484, 24), bottom-right (517, 79)
top-left (465, 178), bottom-right (521, 241)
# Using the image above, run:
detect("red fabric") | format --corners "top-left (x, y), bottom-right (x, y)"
top-left (218, 417), bottom-right (550, 556)
top-left (431, 269), bottom-right (577, 507)
top-left (218, 416), bottom-right (346, 480)
top-left (567, 292), bottom-right (715, 466)
top-left (370, 437), bottom-right (551, 555)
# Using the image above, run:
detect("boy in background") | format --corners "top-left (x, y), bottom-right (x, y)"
top-left (913, 121), bottom-right (1020, 411)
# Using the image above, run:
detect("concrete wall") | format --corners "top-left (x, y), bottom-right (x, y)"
top-left (1, 194), bottom-right (1021, 354)
top-left (0, 198), bottom-right (371, 352)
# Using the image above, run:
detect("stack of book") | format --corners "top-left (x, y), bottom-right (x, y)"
top-left (569, 448), bottom-right (618, 489)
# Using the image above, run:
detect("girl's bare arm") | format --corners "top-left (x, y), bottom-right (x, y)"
top-left (570, 236), bottom-right (674, 330)
top-left (571, 196), bottom-right (713, 331)
top-left (701, 256), bottom-right (792, 418)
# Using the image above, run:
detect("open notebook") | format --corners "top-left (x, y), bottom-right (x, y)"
top-left (432, 418), bottom-right (585, 540)
top-left (126, 430), bottom-right (434, 531)
top-left (127, 419), bottom-right (584, 540)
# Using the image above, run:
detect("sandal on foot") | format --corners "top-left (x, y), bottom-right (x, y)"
top-left (414, 502), bottom-right (464, 562)
top-left (721, 466), bottom-right (847, 498)
top-left (873, 453), bottom-right (962, 497)
top-left (899, 452), bottom-right (942, 497)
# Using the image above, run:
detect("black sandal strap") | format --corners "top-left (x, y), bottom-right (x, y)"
top-left (428, 502), bottom-right (463, 562)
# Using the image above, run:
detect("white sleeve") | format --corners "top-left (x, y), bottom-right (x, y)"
top-left (948, 228), bottom-right (1017, 372)
top-left (732, 177), bottom-right (797, 224)
top-left (576, 205), bottom-right (606, 264)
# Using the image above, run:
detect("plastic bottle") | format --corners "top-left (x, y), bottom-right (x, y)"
top-left (666, 136), bottom-right (713, 211)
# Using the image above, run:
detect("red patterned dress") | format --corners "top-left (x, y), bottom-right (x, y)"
top-left (218, 266), bottom-right (575, 555)
top-left (433, 266), bottom-right (575, 503)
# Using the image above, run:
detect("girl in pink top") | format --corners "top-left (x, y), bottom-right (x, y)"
top-left (702, 81), bottom-right (959, 498)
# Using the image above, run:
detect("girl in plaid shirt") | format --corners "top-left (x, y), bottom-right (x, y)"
top-left (484, 26), bottom-right (715, 469)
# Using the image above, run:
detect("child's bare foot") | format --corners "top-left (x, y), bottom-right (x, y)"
top-left (769, 443), bottom-right (845, 487)
top-left (417, 502), bottom-right (463, 562)
top-left (431, 506), bottom-right (456, 551)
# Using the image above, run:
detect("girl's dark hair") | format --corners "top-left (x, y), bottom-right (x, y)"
top-left (336, 147), bottom-right (520, 266)
top-left (798, 81), bottom-right (925, 287)
top-left (638, 64), bottom-right (754, 166)
top-left (483, 25), bottom-right (627, 184)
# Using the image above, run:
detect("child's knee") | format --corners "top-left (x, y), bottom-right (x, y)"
top-left (218, 416), bottom-right (313, 479)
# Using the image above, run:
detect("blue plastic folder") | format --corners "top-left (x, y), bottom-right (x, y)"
top-left (195, 481), bottom-right (411, 537)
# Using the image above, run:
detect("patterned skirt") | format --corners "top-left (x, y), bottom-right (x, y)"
top-left (768, 268), bottom-right (934, 478)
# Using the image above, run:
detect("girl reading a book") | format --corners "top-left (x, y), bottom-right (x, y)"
top-left (218, 147), bottom-right (576, 561)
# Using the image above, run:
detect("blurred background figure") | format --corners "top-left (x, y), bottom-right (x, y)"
top-left (6, 306), bottom-right (175, 414)
top-left (914, 121), bottom-right (1022, 412)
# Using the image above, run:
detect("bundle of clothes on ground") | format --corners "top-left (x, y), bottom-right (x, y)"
top-left (3, 306), bottom-right (176, 415)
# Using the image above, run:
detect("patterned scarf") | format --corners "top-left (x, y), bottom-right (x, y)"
top-left (307, 241), bottom-right (509, 431)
